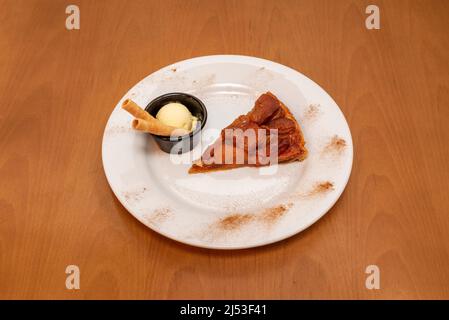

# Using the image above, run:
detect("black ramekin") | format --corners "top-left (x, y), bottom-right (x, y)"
top-left (145, 92), bottom-right (207, 154)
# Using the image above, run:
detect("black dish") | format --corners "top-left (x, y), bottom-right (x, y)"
top-left (145, 92), bottom-right (207, 154)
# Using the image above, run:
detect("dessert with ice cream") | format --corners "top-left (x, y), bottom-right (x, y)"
top-left (121, 92), bottom-right (207, 154)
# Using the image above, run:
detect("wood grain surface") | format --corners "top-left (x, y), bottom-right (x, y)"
top-left (1, 0), bottom-right (449, 299)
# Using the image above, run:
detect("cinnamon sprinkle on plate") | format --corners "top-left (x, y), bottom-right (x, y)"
top-left (215, 204), bottom-right (292, 232)
top-left (218, 214), bottom-right (254, 231)
top-left (146, 207), bottom-right (172, 226)
top-left (261, 204), bottom-right (292, 224)
top-left (122, 187), bottom-right (148, 204)
top-left (324, 135), bottom-right (347, 154)
top-left (303, 104), bottom-right (320, 120)
top-left (308, 181), bottom-right (334, 196)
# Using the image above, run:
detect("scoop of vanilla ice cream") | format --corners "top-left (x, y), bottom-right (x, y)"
top-left (156, 102), bottom-right (195, 131)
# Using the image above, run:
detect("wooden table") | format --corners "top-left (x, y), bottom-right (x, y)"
top-left (1, 0), bottom-right (448, 299)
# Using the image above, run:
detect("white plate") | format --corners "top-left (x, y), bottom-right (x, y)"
top-left (102, 55), bottom-right (353, 249)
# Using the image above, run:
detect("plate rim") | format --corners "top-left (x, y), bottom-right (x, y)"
top-left (101, 54), bottom-right (354, 250)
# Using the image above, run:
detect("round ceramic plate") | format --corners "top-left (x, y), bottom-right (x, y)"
top-left (102, 55), bottom-right (353, 249)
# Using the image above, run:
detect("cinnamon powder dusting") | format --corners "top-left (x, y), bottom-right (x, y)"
top-left (146, 208), bottom-right (172, 225)
top-left (122, 187), bottom-right (148, 203)
top-left (294, 181), bottom-right (335, 199)
top-left (217, 214), bottom-right (254, 231)
top-left (216, 204), bottom-right (292, 231)
top-left (303, 104), bottom-right (320, 120)
top-left (308, 181), bottom-right (334, 195)
top-left (324, 135), bottom-right (347, 154)
top-left (261, 204), bottom-right (291, 223)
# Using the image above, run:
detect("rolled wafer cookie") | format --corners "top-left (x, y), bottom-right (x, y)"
top-left (132, 118), bottom-right (188, 136)
top-left (122, 99), bottom-right (154, 121)
top-left (122, 99), bottom-right (188, 136)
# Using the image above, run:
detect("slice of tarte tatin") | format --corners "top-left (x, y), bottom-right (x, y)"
top-left (189, 92), bottom-right (307, 173)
